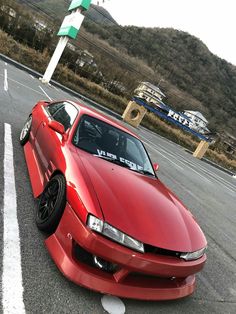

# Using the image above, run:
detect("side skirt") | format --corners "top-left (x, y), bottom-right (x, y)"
top-left (24, 141), bottom-right (44, 198)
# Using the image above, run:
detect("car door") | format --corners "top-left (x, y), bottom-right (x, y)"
top-left (34, 101), bottom-right (78, 184)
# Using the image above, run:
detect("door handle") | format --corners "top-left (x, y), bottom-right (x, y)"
top-left (42, 122), bottom-right (46, 127)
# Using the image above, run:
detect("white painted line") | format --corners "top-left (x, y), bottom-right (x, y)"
top-left (172, 152), bottom-right (236, 191)
top-left (53, 85), bottom-right (59, 92)
top-left (143, 136), bottom-right (212, 183)
top-left (0, 74), bottom-right (44, 96)
top-left (2, 123), bottom-right (26, 314)
top-left (143, 140), bottom-right (184, 171)
top-left (157, 148), bottom-right (184, 171)
top-left (4, 69), bottom-right (8, 92)
top-left (192, 164), bottom-right (236, 192)
top-left (30, 74), bottom-right (35, 79)
top-left (149, 139), bottom-right (236, 191)
top-left (141, 131), bottom-right (236, 191)
top-left (5, 62), bottom-right (7, 66)
top-left (39, 85), bottom-right (53, 101)
top-left (101, 295), bottom-right (125, 314)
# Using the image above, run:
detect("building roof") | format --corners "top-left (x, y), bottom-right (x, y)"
top-left (184, 110), bottom-right (208, 123)
top-left (141, 82), bottom-right (166, 98)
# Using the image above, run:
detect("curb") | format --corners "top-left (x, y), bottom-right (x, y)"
top-left (185, 149), bottom-right (235, 176)
top-left (201, 157), bottom-right (235, 176)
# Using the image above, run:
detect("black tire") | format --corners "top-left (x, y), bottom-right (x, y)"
top-left (36, 174), bottom-right (66, 233)
top-left (20, 115), bottom-right (32, 146)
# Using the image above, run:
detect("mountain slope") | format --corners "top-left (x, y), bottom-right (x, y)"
top-left (15, 0), bottom-right (236, 136)
top-left (82, 22), bottom-right (236, 135)
top-left (17, 0), bottom-right (117, 25)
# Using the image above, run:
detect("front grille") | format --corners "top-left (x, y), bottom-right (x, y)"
top-left (144, 244), bottom-right (182, 258)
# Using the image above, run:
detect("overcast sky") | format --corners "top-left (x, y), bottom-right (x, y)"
top-left (92, 0), bottom-right (236, 66)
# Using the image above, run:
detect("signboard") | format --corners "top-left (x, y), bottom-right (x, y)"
top-left (69, 0), bottom-right (92, 11)
top-left (57, 12), bottom-right (84, 39)
top-left (133, 97), bottom-right (210, 142)
top-left (167, 109), bottom-right (192, 128)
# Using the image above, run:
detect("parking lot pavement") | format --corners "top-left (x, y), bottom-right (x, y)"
top-left (0, 59), bottom-right (236, 313)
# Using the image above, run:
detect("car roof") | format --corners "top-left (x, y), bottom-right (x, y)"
top-left (66, 100), bottom-right (139, 139)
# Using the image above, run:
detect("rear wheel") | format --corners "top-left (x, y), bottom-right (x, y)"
top-left (36, 174), bottom-right (66, 233)
top-left (20, 115), bottom-right (32, 146)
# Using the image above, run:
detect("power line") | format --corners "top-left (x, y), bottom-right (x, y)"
top-left (15, 0), bottom-right (155, 81)
top-left (5, 0), bottom-right (171, 95)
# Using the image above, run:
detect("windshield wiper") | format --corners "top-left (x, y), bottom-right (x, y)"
top-left (93, 155), bottom-right (131, 168)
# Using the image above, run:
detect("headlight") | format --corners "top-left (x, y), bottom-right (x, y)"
top-left (87, 215), bottom-right (103, 232)
top-left (180, 247), bottom-right (206, 261)
top-left (87, 215), bottom-right (144, 253)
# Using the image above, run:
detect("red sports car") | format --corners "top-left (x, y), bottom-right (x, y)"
top-left (20, 100), bottom-right (207, 300)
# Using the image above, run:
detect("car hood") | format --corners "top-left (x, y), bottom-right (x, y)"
top-left (79, 152), bottom-right (207, 252)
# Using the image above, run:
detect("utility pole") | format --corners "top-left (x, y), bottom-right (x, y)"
top-left (41, 0), bottom-right (92, 84)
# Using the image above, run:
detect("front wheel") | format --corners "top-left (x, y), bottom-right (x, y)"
top-left (20, 115), bottom-right (32, 146)
top-left (36, 174), bottom-right (66, 233)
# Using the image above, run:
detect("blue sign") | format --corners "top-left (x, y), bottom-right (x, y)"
top-left (133, 97), bottom-right (210, 142)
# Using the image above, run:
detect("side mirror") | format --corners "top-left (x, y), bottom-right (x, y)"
top-left (153, 162), bottom-right (159, 172)
top-left (48, 120), bottom-right (65, 135)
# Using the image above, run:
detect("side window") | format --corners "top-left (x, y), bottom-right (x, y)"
top-left (50, 102), bottom-right (78, 131)
top-left (47, 102), bottom-right (64, 116)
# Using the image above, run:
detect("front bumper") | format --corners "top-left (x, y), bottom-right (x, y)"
top-left (45, 202), bottom-right (206, 300)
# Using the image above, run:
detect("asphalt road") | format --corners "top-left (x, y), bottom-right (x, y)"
top-left (0, 58), bottom-right (236, 314)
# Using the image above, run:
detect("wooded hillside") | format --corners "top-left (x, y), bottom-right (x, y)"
top-left (7, 0), bottom-right (236, 136)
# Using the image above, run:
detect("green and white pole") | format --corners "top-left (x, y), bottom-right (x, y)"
top-left (41, 0), bottom-right (92, 84)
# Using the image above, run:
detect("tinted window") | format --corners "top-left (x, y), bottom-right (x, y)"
top-left (47, 102), bottom-right (64, 116)
top-left (73, 115), bottom-right (155, 176)
top-left (48, 102), bottom-right (78, 130)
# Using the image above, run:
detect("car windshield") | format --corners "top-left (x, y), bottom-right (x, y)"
top-left (73, 115), bottom-right (155, 176)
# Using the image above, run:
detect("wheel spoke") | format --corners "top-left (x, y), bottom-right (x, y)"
top-left (49, 182), bottom-right (58, 196)
top-left (38, 180), bottom-right (59, 222)
top-left (36, 175), bottom-right (65, 232)
top-left (48, 200), bottom-right (55, 215)
top-left (20, 116), bottom-right (32, 142)
top-left (39, 203), bottom-right (49, 220)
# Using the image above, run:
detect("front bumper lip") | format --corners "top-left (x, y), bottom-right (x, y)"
top-left (45, 202), bottom-right (206, 300)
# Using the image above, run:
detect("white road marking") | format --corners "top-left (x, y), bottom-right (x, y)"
top-left (4, 69), bottom-right (8, 91)
top-left (5, 62), bottom-right (7, 66)
top-left (0, 73), bottom-right (43, 96)
top-left (192, 164), bottom-right (236, 193)
top-left (101, 295), bottom-right (125, 314)
top-left (142, 135), bottom-right (212, 184)
top-left (53, 85), bottom-right (59, 92)
top-left (30, 74), bottom-right (35, 79)
top-left (39, 85), bottom-right (53, 101)
top-left (142, 139), bottom-right (184, 171)
top-left (157, 148), bottom-right (184, 170)
top-left (171, 150), bottom-right (236, 192)
top-left (142, 131), bottom-right (236, 191)
top-left (2, 123), bottom-right (26, 314)
top-left (173, 150), bottom-right (236, 187)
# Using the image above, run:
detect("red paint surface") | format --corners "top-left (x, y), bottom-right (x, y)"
top-left (23, 100), bottom-right (207, 300)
